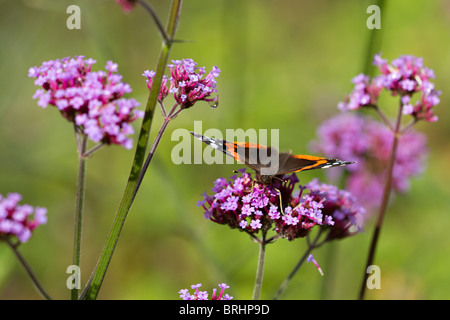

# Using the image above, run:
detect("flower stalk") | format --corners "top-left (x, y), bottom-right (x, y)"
top-left (71, 132), bottom-right (87, 300)
top-left (358, 100), bottom-right (403, 300)
top-left (138, 0), bottom-right (171, 44)
top-left (272, 230), bottom-right (323, 300)
top-left (5, 237), bottom-right (52, 300)
top-left (252, 230), bottom-right (267, 300)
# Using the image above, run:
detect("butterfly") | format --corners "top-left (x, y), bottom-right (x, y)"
top-left (191, 132), bottom-right (355, 184)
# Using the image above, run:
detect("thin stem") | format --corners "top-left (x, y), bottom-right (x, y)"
top-left (72, 133), bottom-right (87, 300)
top-left (80, 0), bottom-right (183, 300)
top-left (370, 104), bottom-right (394, 131)
top-left (166, 102), bottom-right (180, 117)
top-left (5, 238), bottom-right (53, 300)
top-left (135, 103), bottom-right (179, 191)
top-left (83, 143), bottom-right (105, 158)
top-left (265, 234), bottom-right (280, 243)
top-left (167, 106), bottom-right (183, 119)
top-left (252, 231), bottom-right (267, 300)
top-left (246, 231), bottom-right (260, 243)
top-left (273, 230), bottom-right (324, 300)
top-left (134, 117), bottom-right (171, 196)
top-left (74, 123), bottom-right (83, 152)
top-left (159, 101), bottom-right (167, 117)
top-left (400, 118), bottom-right (418, 134)
top-left (358, 100), bottom-right (403, 300)
top-left (138, 0), bottom-right (171, 44)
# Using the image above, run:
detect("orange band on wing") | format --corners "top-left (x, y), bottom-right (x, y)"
top-left (223, 142), bottom-right (269, 164)
top-left (290, 155), bottom-right (328, 172)
top-left (291, 154), bottom-right (328, 161)
top-left (224, 142), bottom-right (245, 163)
top-left (233, 142), bottom-right (269, 150)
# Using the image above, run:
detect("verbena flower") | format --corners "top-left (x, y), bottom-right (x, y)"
top-left (28, 56), bottom-right (143, 149)
top-left (198, 169), bottom-right (364, 241)
top-left (116, 0), bottom-right (137, 12)
top-left (179, 283), bottom-right (233, 300)
top-left (307, 178), bottom-right (365, 240)
top-left (337, 73), bottom-right (383, 111)
top-left (307, 254), bottom-right (324, 276)
top-left (0, 193), bottom-right (47, 243)
top-left (339, 54), bottom-right (440, 122)
top-left (143, 59), bottom-right (220, 109)
top-left (310, 113), bottom-right (427, 212)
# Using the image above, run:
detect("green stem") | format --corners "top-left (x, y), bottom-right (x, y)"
top-left (80, 0), bottom-right (183, 300)
top-left (252, 231), bottom-right (267, 300)
top-left (370, 104), bottom-right (393, 131)
top-left (400, 118), bottom-right (418, 134)
top-left (134, 115), bottom-right (172, 194)
top-left (83, 143), bottom-right (105, 158)
top-left (5, 238), bottom-right (53, 300)
top-left (361, 0), bottom-right (385, 77)
top-left (138, 0), bottom-right (170, 44)
top-left (72, 133), bottom-right (87, 300)
top-left (358, 100), bottom-right (403, 300)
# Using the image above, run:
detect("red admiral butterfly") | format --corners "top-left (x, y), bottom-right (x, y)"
top-left (191, 132), bottom-right (355, 184)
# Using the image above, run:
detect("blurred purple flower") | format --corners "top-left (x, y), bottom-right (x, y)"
top-left (310, 113), bottom-right (427, 212)
top-left (115, 0), bottom-right (137, 12)
top-left (29, 56), bottom-right (143, 149)
top-left (337, 73), bottom-right (383, 111)
top-left (339, 54), bottom-right (440, 122)
top-left (0, 193), bottom-right (47, 243)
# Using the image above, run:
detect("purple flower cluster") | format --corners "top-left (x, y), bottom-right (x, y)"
top-left (29, 56), bottom-right (143, 149)
top-left (311, 113), bottom-right (427, 212)
top-left (306, 179), bottom-right (365, 240)
top-left (197, 169), bottom-right (277, 234)
top-left (143, 59), bottom-right (220, 109)
top-left (337, 73), bottom-right (383, 111)
top-left (339, 54), bottom-right (440, 122)
top-left (179, 283), bottom-right (233, 300)
top-left (198, 169), bottom-right (365, 241)
top-left (0, 193), bottom-right (47, 243)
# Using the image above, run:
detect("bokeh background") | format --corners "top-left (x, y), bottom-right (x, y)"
top-left (0, 0), bottom-right (449, 300)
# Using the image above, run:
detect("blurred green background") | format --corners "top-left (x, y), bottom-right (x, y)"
top-left (0, 0), bottom-right (449, 300)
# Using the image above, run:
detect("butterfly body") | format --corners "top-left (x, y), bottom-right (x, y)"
top-left (191, 132), bottom-right (354, 184)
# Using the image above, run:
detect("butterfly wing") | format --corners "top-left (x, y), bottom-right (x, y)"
top-left (190, 132), bottom-right (279, 174)
top-left (191, 132), bottom-right (354, 177)
top-left (276, 152), bottom-right (355, 175)
top-left (229, 142), bottom-right (280, 175)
